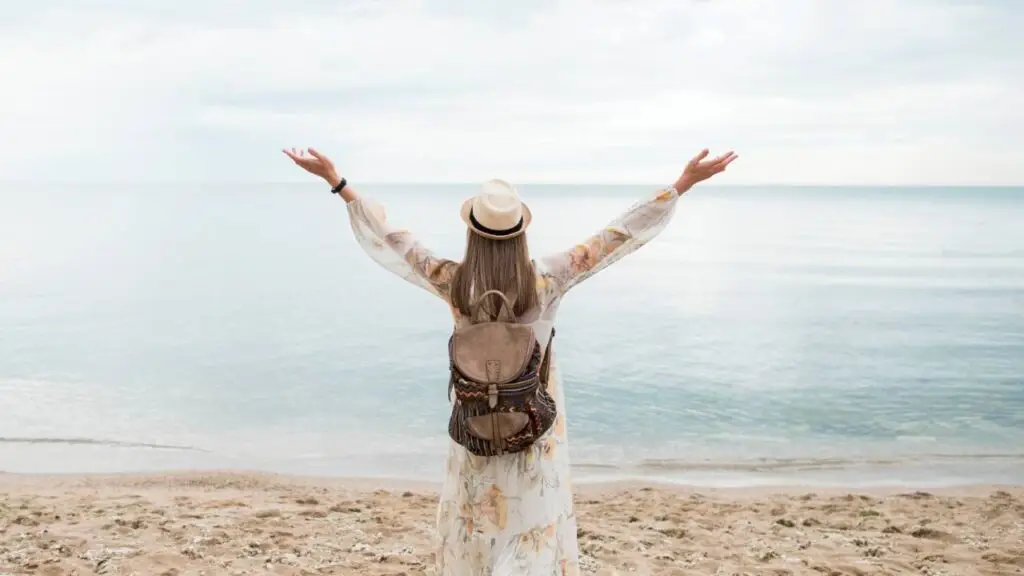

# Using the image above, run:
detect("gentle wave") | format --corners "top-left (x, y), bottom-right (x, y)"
top-left (0, 437), bottom-right (204, 451)
top-left (574, 453), bottom-right (1024, 473)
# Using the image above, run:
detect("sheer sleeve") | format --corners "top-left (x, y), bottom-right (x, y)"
top-left (346, 195), bottom-right (457, 300)
top-left (540, 186), bottom-right (681, 295)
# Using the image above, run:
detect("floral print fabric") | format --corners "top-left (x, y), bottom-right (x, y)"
top-left (345, 186), bottom-right (681, 575)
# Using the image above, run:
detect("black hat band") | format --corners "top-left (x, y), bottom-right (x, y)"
top-left (469, 208), bottom-right (524, 236)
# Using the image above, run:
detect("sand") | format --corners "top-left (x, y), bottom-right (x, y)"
top-left (1, 472), bottom-right (1022, 575)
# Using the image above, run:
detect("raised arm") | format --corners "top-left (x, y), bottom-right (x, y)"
top-left (541, 149), bottom-right (737, 295)
top-left (344, 193), bottom-right (456, 299)
top-left (283, 147), bottom-right (456, 300)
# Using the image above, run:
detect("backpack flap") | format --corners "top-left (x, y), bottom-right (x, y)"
top-left (451, 323), bottom-right (535, 385)
top-left (466, 412), bottom-right (530, 442)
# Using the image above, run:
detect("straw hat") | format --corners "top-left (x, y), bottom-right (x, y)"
top-left (459, 179), bottom-right (532, 240)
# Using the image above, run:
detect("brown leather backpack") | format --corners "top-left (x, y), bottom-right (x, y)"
top-left (447, 289), bottom-right (557, 456)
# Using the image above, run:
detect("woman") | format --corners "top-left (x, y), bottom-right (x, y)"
top-left (283, 146), bottom-right (737, 575)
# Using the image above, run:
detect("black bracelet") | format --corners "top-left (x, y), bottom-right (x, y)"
top-left (330, 177), bottom-right (347, 194)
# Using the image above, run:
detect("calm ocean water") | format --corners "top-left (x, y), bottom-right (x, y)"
top-left (1, 183), bottom-right (1022, 487)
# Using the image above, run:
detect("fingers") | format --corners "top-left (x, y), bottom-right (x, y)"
top-left (710, 151), bottom-right (735, 166)
top-left (682, 149), bottom-right (738, 182)
top-left (708, 150), bottom-right (734, 165)
top-left (283, 147), bottom-right (319, 165)
top-left (283, 147), bottom-right (332, 159)
top-left (689, 148), bottom-right (710, 166)
top-left (704, 150), bottom-right (738, 172)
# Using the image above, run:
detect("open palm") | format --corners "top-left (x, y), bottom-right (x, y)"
top-left (283, 147), bottom-right (338, 184)
top-left (676, 149), bottom-right (738, 192)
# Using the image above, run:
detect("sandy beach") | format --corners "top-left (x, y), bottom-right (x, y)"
top-left (1, 472), bottom-right (1021, 575)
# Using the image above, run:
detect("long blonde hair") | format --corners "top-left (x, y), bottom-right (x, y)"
top-left (450, 230), bottom-right (538, 319)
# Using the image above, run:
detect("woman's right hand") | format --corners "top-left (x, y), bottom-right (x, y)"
top-left (673, 148), bottom-right (738, 194)
top-left (283, 147), bottom-right (342, 188)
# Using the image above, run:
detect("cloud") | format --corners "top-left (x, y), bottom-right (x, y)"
top-left (0, 0), bottom-right (1020, 185)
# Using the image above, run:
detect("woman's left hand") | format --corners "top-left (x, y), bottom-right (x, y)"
top-left (283, 147), bottom-right (342, 188)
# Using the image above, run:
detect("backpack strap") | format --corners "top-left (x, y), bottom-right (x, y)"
top-left (471, 289), bottom-right (517, 323)
top-left (540, 327), bottom-right (555, 384)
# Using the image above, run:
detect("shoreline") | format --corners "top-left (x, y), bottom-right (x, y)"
top-left (4, 438), bottom-right (1023, 493)
top-left (2, 470), bottom-right (1022, 574)
top-left (2, 468), bottom-right (1022, 497)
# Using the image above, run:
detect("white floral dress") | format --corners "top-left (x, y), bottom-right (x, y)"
top-left (345, 186), bottom-right (682, 575)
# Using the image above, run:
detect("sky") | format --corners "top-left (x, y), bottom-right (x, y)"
top-left (0, 0), bottom-right (1021, 185)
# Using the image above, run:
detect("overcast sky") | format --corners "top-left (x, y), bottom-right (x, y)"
top-left (1, 0), bottom-right (1021, 185)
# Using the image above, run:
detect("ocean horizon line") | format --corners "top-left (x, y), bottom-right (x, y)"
top-left (2, 180), bottom-right (1023, 189)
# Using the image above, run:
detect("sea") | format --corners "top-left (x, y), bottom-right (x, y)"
top-left (1, 183), bottom-right (1022, 488)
